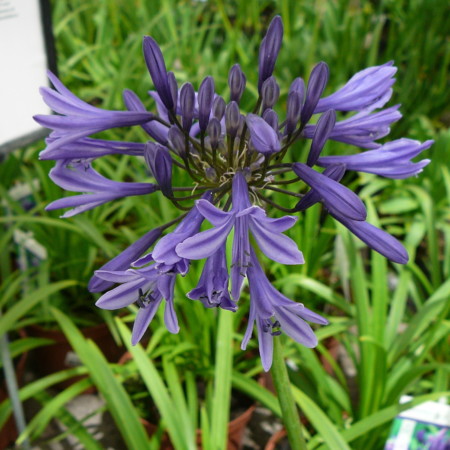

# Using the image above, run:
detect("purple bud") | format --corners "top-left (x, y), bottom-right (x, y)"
top-left (88, 227), bottom-right (163, 293)
top-left (168, 126), bottom-right (186, 157)
top-left (144, 142), bottom-right (173, 197)
top-left (198, 76), bottom-right (215, 132)
top-left (261, 76), bottom-right (280, 111)
top-left (293, 162), bottom-right (366, 221)
top-left (289, 77), bottom-right (305, 102)
top-left (205, 167), bottom-right (217, 182)
top-left (262, 109), bottom-right (279, 132)
top-left (207, 117), bottom-right (221, 149)
top-left (180, 82), bottom-right (195, 131)
top-left (258, 16), bottom-right (284, 92)
top-left (295, 164), bottom-right (346, 211)
top-left (213, 96), bottom-right (226, 120)
top-left (143, 36), bottom-right (174, 111)
top-left (228, 64), bottom-right (246, 103)
top-left (225, 101), bottom-right (240, 138)
top-left (246, 114), bottom-right (281, 154)
top-left (285, 91), bottom-right (302, 135)
top-left (307, 109), bottom-right (336, 167)
top-left (122, 89), bottom-right (168, 145)
top-left (167, 72), bottom-right (178, 109)
top-left (301, 62), bottom-right (329, 124)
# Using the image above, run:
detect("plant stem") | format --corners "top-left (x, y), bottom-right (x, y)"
top-left (271, 337), bottom-right (307, 450)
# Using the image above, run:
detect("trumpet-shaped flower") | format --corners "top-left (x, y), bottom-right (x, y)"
top-left (242, 248), bottom-right (328, 371)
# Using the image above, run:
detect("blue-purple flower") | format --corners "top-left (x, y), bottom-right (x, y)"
top-left (242, 248), bottom-right (328, 371)
top-left (176, 172), bottom-right (303, 300)
top-left (46, 160), bottom-right (157, 217)
top-left (36, 15), bottom-right (432, 371)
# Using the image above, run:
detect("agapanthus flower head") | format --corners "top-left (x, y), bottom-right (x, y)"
top-left (37, 15), bottom-right (432, 371)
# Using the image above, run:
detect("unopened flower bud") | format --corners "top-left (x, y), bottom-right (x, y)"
top-left (207, 118), bottom-right (221, 150)
top-left (143, 36), bottom-right (174, 110)
top-left (180, 82), bottom-right (195, 131)
top-left (262, 108), bottom-right (279, 132)
top-left (144, 142), bottom-right (173, 197)
top-left (213, 96), bottom-right (226, 120)
top-left (258, 16), bottom-right (283, 92)
top-left (225, 101), bottom-right (240, 138)
top-left (301, 62), bottom-right (329, 124)
top-left (289, 77), bottom-right (305, 103)
top-left (198, 76), bottom-right (215, 132)
top-left (261, 76), bottom-right (280, 111)
top-left (307, 109), bottom-right (336, 167)
top-left (168, 125), bottom-right (186, 157)
top-left (246, 114), bottom-right (280, 154)
top-left (167, 71), bottom-right (178, 110)
top-left (205, 167), bottom-right (217, 182)
top-left (228, 64), bottom-right (246, 103)
top-left (285, 91), bottom-right (302, 135)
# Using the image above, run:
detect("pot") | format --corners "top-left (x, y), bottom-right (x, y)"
top-left (27, 321), bottom-right (122, 390)
top-left (119, 351), bottom-right (257, 449)
top-left (265, 428), bottom-right (288, 450)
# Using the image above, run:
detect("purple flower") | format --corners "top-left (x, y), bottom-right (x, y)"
top-left (176, 172), bottom-right (303, 300)
top-left (246, 114), bottom-right (281, 154)
top-left (303, 105), bottom-right (402, 149)
top-left (285, 90), bottom-right (302, 135)
top-left (180, 82), bottom-right (196, 132)
top-left (37, 15), bottom-right (432, 360)
top-left (198, 76), bottom-right (215, 132)
top-left (228, 64), bottom-right (246, 104)
top-left (34, 72), bottom-right (155, 153)
top-left (88, 227), bottom-right (163, 293)
top-left (292, 163), bottom-right (367, 221)
top-left (301, 62), bottom-right (329, 124)
top-left (144, 143), bottom-right (173, 197)
top-left (242, 248), bottom-right (328, 371)
top-left (143, 36), bottom-right (174, 111)
top-left (95, 264), bottom-right (179, 344)
top-left (295, 164), bottom-right (408, 263)
top-left (258, 16), bottom-right (283, 92)
top-left (188, 244), bottom-right (237, 311)
top-left (315, 62), bottom-right (396, 113)
top-left (306, 109), bottom-right (336, 167)
top-left (318, 138), bottom-right (432, 179)
top-left (39, 136), bottom-right (146, 161)
top-left (428, 429), bottom-right (450, 450)
top-left (123, 89), bottom-right (169, 145)
top-left (261, 76), bottom-right (280, 112)
top-left (45, 160), bottom-right (157, 217)
top-left (135, 193), bottom-right (212, 275)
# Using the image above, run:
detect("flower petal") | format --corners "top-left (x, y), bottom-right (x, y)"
top-left (293, 163), bottom-right (366, 221)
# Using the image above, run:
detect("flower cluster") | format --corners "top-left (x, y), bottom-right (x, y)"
top-left (36, 16), bottom-right (431, 371)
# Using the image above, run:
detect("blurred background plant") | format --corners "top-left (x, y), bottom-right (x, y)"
top-left (0, 0), bottom-right (448, 448)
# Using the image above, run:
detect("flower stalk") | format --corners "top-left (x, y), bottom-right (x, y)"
top-left (271, 337), bottom-right (307, 450)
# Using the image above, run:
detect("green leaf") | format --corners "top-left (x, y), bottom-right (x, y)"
top-left (0, 280), bottom-right (77, 335)
top-left (210, 309), bottom-right (233, 450)
top-left (291, 386), bottom-right (351, 450)
top-left (115, 318), bottom-right (196, 450)
top-left (51, 308), bottom-right (150, 449)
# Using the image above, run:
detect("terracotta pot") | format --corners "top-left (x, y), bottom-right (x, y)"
top-left (140, 404), bottom-right (254, 450)
top-left (0, 334), bottom-right (28, 449)
top-left (265, 428), bottom-right (287, 450)
top-left (27, 321), bottom-right (122, 390)
top-left (119, 352), bottom-right (257, 449)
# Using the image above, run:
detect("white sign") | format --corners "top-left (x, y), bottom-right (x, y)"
top-left (0, 0), bottom-right (55, 154)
